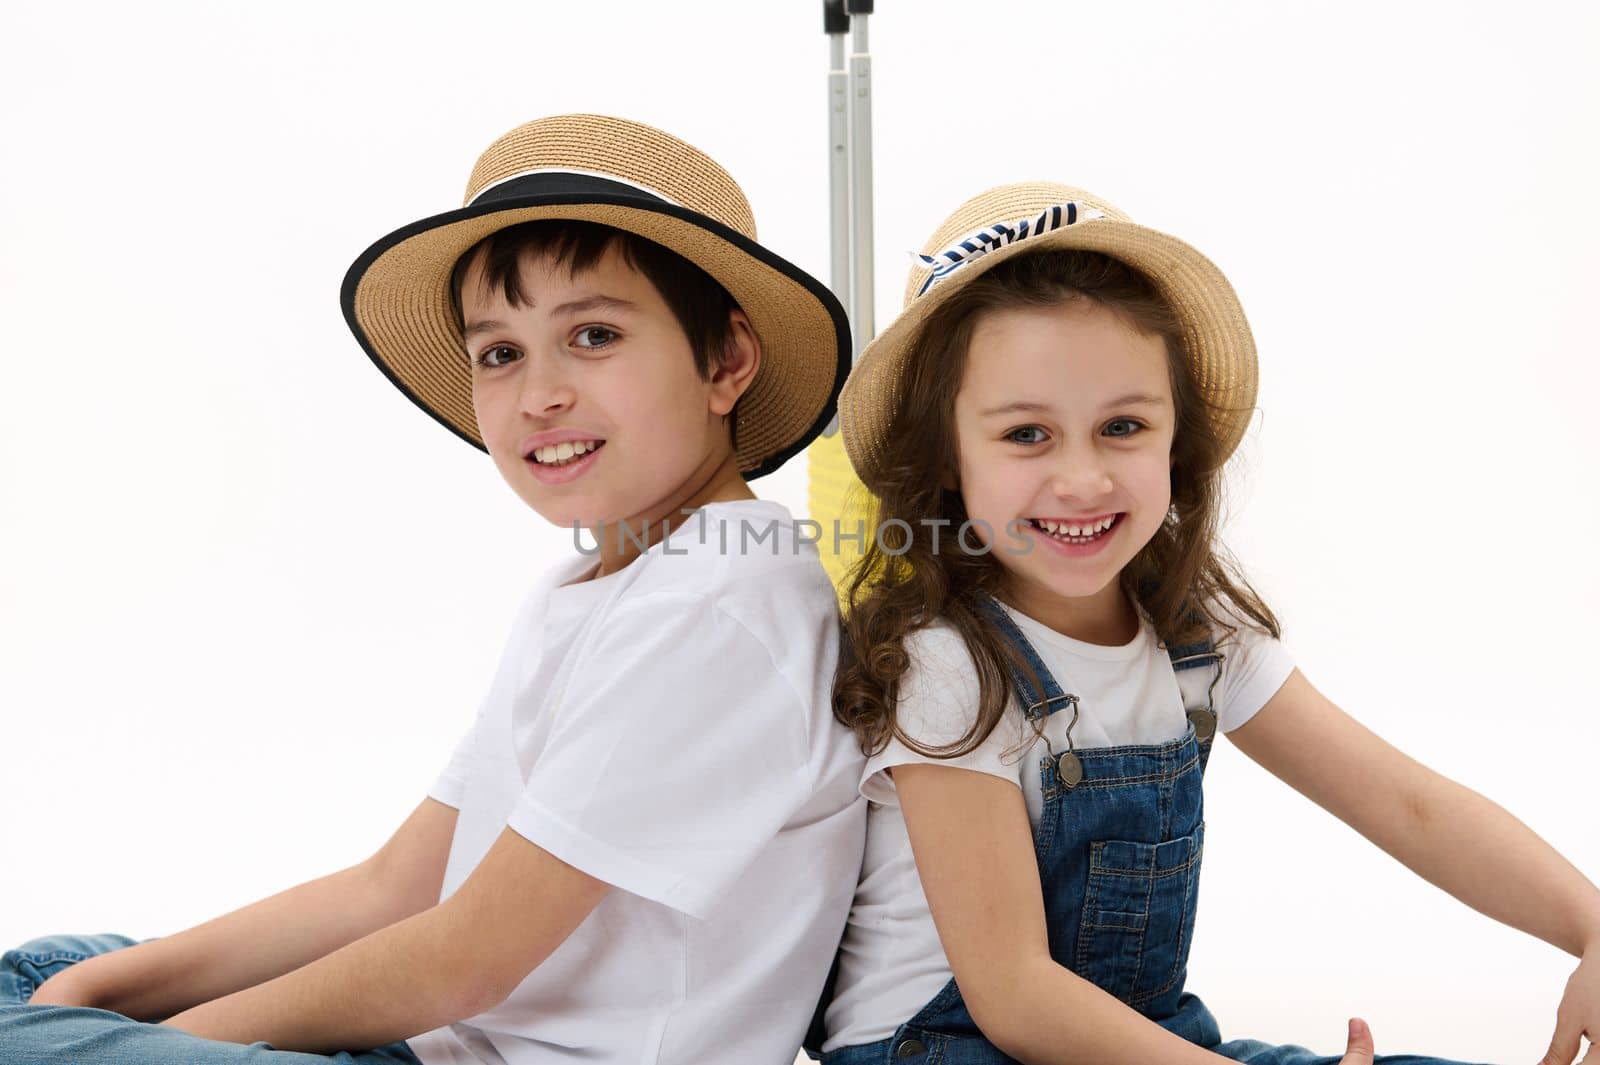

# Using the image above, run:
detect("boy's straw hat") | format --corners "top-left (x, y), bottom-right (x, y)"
top-left (342, 114), bottom-right (849, 480)
top-left (838, 181), bottom-right (1258, 478)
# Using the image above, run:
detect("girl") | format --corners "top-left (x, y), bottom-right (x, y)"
top-left (814, 182), bottom-right (1600, 1065)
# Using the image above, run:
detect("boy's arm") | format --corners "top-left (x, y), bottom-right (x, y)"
top-left (155, 595), bottom-right (805, 1052)
top-left (159, 823), bottom-right (608, 1054)
top-left (1227, 668), bottom-right (1600, 958)
top-left (364, 796), bottom-right (461, 919)
top-left (38, 797), bottom-right (459, 1020)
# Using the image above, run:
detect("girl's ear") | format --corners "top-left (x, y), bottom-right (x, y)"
top-left (941, 454), bottom-right (960, 492)
top-left (708, 308), bottom-right (762, 418)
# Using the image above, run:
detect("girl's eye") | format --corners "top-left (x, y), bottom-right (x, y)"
top-left (474, 344), bottom-right (519, 369)
top-left (1007, 426), bottom-right (1049, 445)
top-left (1104, 418), bottom-right (1144, 438)
top-left (573, 326), bottom-right (618, 350)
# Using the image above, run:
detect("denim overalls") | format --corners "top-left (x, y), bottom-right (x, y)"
top-left (817, 598), bottom-right (1493, 1065)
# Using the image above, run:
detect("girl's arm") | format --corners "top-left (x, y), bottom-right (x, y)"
top-left (1226, 668), bottom-right (1600, 958)
top-left (32, 797), bottom-right (459, 1020)
top-left (895, 763), bottom-right (1261, 1065)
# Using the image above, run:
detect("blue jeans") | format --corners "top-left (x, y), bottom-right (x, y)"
top-left (0, 932), bottom-right (424, 1064)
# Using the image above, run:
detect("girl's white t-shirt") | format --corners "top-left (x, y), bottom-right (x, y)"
top-left (821, 600), bottom-right (1296, 1052)
top-left (406, 500), bottom-right (867, 1065)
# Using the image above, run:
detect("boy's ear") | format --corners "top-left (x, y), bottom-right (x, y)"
top-left (707, 308), bottom-right (762, 417)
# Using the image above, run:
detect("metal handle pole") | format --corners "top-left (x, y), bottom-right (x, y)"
top-left (846, 0), bottom-right (875, 361)
top-left (825, 1), bottom-right (850, 320)
top-left (822, 1), bottom-right (851, 436)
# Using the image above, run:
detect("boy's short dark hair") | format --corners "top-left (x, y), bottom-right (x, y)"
top-left (449, 219), bottom-right (740, 383)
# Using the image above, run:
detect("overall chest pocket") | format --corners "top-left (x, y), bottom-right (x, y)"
top-left (1074, 821), bottom-right (1204, 1007)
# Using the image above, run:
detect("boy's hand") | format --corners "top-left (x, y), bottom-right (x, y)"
top-left (1541, 949), bottom-right (1600, 1065)
top-left (1339, 1017), bottom-right (1375, 1065)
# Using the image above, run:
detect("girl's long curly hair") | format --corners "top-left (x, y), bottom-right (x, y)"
top-left (834, 249), bottom-right (1281, 759)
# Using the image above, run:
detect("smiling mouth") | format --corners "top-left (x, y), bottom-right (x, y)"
top-left (1030, 514), bottom-right (1122, 543)
top-left (526, 440), bottom-right (605, 467)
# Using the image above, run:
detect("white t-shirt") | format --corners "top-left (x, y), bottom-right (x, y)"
top-left (407, 499), bottom-right (867, 1065)
top-left (821, 600), bottom-right (1296, 1052)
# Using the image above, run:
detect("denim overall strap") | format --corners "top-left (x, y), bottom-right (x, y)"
top-left (1137, 577), bottom-right (1226, 765)
top-left (1139, 580), bottom-right (1226, 772)
top-left (975, 595), bottom-right (1223, 772)
top-left (1162, 631), bottom-right (1223, 775)
top-left (972, 597), bottom-right (1080, 724)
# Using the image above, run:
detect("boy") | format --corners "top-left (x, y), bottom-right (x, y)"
top-left (0, 114), bottom-right (865, 1064)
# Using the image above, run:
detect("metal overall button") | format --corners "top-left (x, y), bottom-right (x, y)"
top-left (1187, 707), bottom-right (1217, 742)
top-left (1057, 750), bottom-right (1083, 789)
top-left (895, 1037), bottom-right (926, 1058)
top-left (1029, 693), bottom-right (1084, 790)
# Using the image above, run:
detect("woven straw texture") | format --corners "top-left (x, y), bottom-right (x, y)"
top-left (348, 114), bottom-right (842, 476)
top-left (840, 181), bottom-right (1258, 481)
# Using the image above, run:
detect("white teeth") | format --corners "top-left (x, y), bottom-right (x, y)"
top-left (532, 440), bottom-right (601, 465)
top-left (1034, 515), bottom-right (1116, 540)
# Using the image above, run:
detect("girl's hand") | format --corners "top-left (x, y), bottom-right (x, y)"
top-left (1541, 949), bottom-right (1600, 1065)
top-left (1340, 1017), bottom-right (1375, 1065)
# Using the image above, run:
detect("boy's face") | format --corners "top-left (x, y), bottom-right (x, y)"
top-left (460, 243), bottom-right (744, 531)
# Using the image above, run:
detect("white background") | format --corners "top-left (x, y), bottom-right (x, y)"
top-left (2, 2), bottom-right (1597, 1062)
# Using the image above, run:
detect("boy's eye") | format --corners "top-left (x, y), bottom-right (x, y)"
top-left (1104, 418), bottom-right (1144, 437)
top-left (474, 344), bottom-right (519, 369)
top-left (1006, 426), bottom-right (1048, 445)
top-left (573, 326), bottom-right (618, 350)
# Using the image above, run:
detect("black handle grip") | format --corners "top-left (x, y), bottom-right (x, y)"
top-left (824, 0), bottom-right (848, 33)
top-left (845, 0), bottom-right (873, 13)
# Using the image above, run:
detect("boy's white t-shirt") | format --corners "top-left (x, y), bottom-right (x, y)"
top-left (406, 499), bottom-right (867, 1065)
top-left (821, 600), bottom-right (1296, 1052)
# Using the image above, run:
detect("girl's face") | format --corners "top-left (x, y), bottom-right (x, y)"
top-left (951, 299), bottom-right (1176, 643)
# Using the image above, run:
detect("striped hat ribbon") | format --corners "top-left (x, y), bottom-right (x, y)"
top-left (913, 202), bottom-right (1106, 297)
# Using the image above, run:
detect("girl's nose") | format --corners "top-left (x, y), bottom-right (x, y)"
top-left (1049, 448), bottom-right (1114, 500)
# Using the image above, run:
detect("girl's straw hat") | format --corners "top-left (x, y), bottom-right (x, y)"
top-left (342, 114), bottom-right (850, 480)
top-left (838, 181), bottom-right (1258, 477)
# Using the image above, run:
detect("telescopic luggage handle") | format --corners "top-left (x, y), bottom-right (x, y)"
top-left (825, 0), bottom-right (850, 323)
top-left (805, 2), bottom-right (878, 612)
top-left (822, 0), bottom-right (874, 436)
top-left (845, 0), bottom-right (874, 362)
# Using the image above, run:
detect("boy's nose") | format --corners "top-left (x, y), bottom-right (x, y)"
top-left (522, 387), bottom-right (576, 416)
top-left (518, 358), bottom-right (577, 416)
